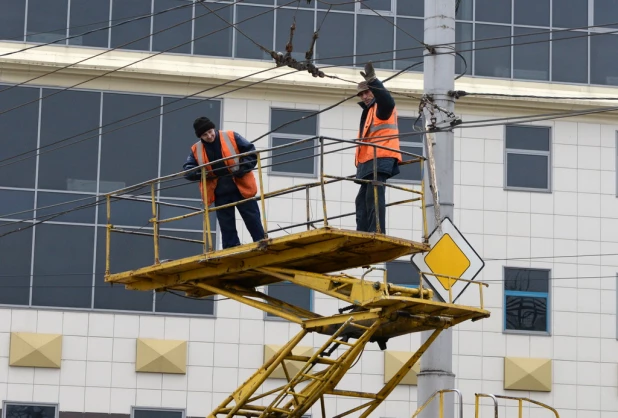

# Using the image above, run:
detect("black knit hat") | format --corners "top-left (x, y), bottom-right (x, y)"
top-left (193, 116), bottom-right (216, 138)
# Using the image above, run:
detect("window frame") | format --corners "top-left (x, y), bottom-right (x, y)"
top-left (385, 260), bottom-right (420, 288)
top-left (503, 124), bottom-right (552, 193)
top-left (264, 281), bottom-right (314, 321)
top-left (2, 402), bottom-right (59, 418)
top-left (388, 115), bottom-right (424, 185)
top-left (502, 266), bottom-right (551, 336)
top-left (131, 407), bottom-right (186, 418)
top-left (356, 0), bottom-right (395, 15)
top-left (615, 132), bottom-right (618, 198)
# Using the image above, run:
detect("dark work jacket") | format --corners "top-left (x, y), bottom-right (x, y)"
top-left (356, 78), bottom-right (400, 181)
top-left (183, 131), bottom-right (258, 198)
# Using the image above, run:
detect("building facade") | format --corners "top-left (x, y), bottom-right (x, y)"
top-left (0, 0), bottom-right (617, 417)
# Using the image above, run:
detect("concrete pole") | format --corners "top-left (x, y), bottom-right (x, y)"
top-left (417, 1), bottom-right (456, 418)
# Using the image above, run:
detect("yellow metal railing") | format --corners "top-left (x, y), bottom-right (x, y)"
top-left (104, 134), bottom-right (427, 276)
top-left (411, 389), bottom-right (464, 418)
top-left (475, 393), bottom-right (560, 418)
top-left (419, 272), bottom-right (489, 309)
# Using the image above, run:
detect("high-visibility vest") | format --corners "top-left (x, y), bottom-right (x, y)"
top-left (191, 130), bottom-right (258, 206)
top-left (355, 105), bottom-right (402, 166)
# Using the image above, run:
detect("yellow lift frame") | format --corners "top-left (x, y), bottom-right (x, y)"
top-left (104, 136), bottom-right (491, 417)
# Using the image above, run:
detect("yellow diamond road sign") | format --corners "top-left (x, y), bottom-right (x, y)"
top-left (412, 217), bottom-right (484, 303)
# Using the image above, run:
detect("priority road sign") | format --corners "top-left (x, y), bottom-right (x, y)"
top-left (411, 217), bottom-right (484, 303)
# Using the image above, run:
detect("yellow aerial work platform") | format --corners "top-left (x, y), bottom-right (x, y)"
top-left (104, 136), bottom-right (491, 418)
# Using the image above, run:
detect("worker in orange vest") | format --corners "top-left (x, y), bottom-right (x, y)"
top-left (355, 62), bottom-right (402, 234)
top-left (183, 117), bottom-right (265, 249)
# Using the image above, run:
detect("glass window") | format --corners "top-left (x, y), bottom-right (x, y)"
top-left (275, 9), bottom-right (315, 62)
top-left (455, 22), bottom-right (473, 76)
top-left (111, 0), bottom-right (152, 51)
top-left (160, 97), bottom-right (221, 199)
top-left (395, 116), bottom-right (423, 182)
top-left (397, 1), bottom-right (423, 17)
top-left (32, 224), bottom-right (94, 308)
top-left (97, 197), bottom-right (152, 228)
top-left (474, 24), bottom-right (511, 78)
top-left (594, 0), bottom-right (618, 29)
top-left (317, 0), bottom-right (354, 12)
top-left (505, 125), bottom-right (551, 191)
top-left (266, 282), bottom-right (312, 318)
top-left (246, 0), bottom-right (274, 4)
top-left (100, 93), bottom-right (161, 193)
top-left (394, 18), bottom-right (424, 72)
top-left (475, 0), bottom-right (511, 24)
top-left (26, 0), bottom-right (68, 43)
top-left (158, 200), bottom-right (208, 231)
top-left (386, 261), bottom-right (420, 287)
top-left (37, 192), bottom-right (97, 224)
top-left (3, 404), bottom-right (57, 418)
top-left (513, 27), bottom-right (549, 81)
top-left (504, 267), bottom-right (549, 333)
top-left (94, 226), bottom-right (155, 311)
top-left (0, 86), bottom-right (40, 189)
top-left (0, 189), bottom-right (34, 220)
top-left (356, 15), bottom-right (394, 69)
top-left (271, 108), bottom-right (318, 136)
top-left (315, 12), bottom-right (354, 66)
top-left (456, 0), bottom-right (473, 21)
top-left (132, 409), bottom-right (184, 418)
top-left (276, 0), bottom-right (313, 8)
top-left (38, 89), bottom-right (101, 192)
top-left (194, 1), bottom-right (234, 57)
top-left (69, 0), bottom-right (111, 48)
top-left (514, 0), bottom-right (549, 26)
top-left (553, 0), bottom-right (587, 28)
top-left (0, 222), bottom-right (32, 306)
top-left (591, 34), bottom-right (618, 86)
top-left (235, 5), bottom-right (274, 60)
top-left (0, 0), bottom-right (26, 40)
top-left (552, 31), bottom-right (588, 84)
top-left (152, 0), bottom-right (193, 54)
top-left (270, 109), bottom-right (317, 176)
top-left (360, 0), bottom-right (392, 12)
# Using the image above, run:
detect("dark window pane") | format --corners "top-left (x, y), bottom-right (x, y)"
top-left (235, 5), bottom-right (274, 60)
top-left (553, 0), bottom-right (587, 28)
top-left (134, 410), bottom-right (183, 418)
top-left (513, 27), bottom-right (549, 81)
top-left (395, 18), bottom-right (424, 71)
top-left (276, 9), bottom-right (314, 61)
top-left (0, 86), bottom-right (39, 188)
top-left (37, 192), bottom-right (97, 224)
top-left (111, 0), bottom-right (152, 51)
top-left (397, 144), bottom-right (423, 181)
top-left (159, 200), bottom-right (215, 232)
top-left (591, 34), bottom-right (618, 86)
top-left (271, 137), bottom-right (316, 175)
top-left (277, 0), bottom-right (313, 8)
top-left (266, 282), bottom-right (311, 317)
top-left (552, 31), bottom-right (588, 84)
top-left (94, 227), bottom-right (154, 311)
top-left (39, 89), bottom-right (100, 192)
top-left (397, 116), bottom-right (423, 142)
top-left (476, 0), bottom-right (511, 24)
top-left (152, 0), bottom-right (193, 54)
top-left (474, 24), bottom-right (511, 78)
top-left (315, 12), bottom-right (354, 65)
top-left (506, 125), bottom-right (550, 151)
top-left (595, 0), bottom-right (618, 29)
top-left (194, 2), bottom-right (233, 57)
top-left (98, 197), bottom-right (152, 227)
top-left (456, 0), bottom-right (472, 21)
top-left (505, 267), bottom-right (549, 292)
top-left (271, 109), bottom-right (317, 135)
top-left (26, 0), bottom-right (68, 43)
top-left (0, 190), bottom-right (34, 220)
top-left (32, 224), bottom-right (94, 308)
top-left (246, 0), bottom-right (274, 4)
top-left (69, 0), bottom-right (110, 47)
top-left (397, 1), bottom-right (423, 17)
top-left (0, 223), bottom-right (32, 306)
top-left (505, 295), bottom-right (547, 332)
top-left (386, 261), bottom-right (420, 286)
top-left (356, 15), bottom-right (394, 69)
top-left (360, 0), bottom-right (392, 11)
top-left (160, 97), bottom-right (221, 198)
top-left (0, 0), bottom-right (26, 40)
top-left (317, 0), bottom-right (353, 11)
top-left (506, 154), bottom-right (549, 190)
top-left (455, 22), bottom-right (473, 76)
top-left (5, 405), bottom-right (57, 418)
top-left (514, 0), bottom-right (549, 26)
top-left (100, 93), bottom-right (160, 193)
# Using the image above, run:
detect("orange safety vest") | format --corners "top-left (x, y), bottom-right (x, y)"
top-left (355, 105), bottom-right (402, 166)
top-left (191, 130), bottom-right (258, 206)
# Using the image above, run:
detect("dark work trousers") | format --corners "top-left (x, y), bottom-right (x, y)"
top-left (215, 186), bottom-right (265, 249)
top-left (355, 173), bottom-right (388, 234)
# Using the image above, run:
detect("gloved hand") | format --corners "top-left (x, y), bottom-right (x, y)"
top-left (360, 61), bottom-right (376, 82)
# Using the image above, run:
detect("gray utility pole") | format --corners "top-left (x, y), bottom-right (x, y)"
top-left (417, 1), bottom-right (457, 418)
